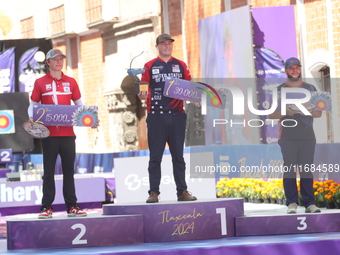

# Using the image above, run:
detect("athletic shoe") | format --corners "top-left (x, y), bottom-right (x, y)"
top-left (67, 205), bottom-right (87, 217)
top-left (177, 190), bottom-right (197, 201)
top-left (305, 204), bottom-right (321, 213)
top-left (38, 206), bottom-right (53, 219)
top-left (146, 191), bottom-right (159, 203)
top-left (287, 203), bottom-right (297, 214)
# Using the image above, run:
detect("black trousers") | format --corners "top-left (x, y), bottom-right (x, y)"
top-left (41, 136), bottom-right (77, 209)
top-left (278, 139), bottom-right (316, 207)
top-left (146, 113), bottom-right (187, 196)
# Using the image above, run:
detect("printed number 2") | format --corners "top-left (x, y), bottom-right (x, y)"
top-left (216, 208), bottom-right (227, 235)
top-left (0, 151), bottom-right (11, 162)
top-left (71, 223), bottom-right (87, 245)
top-left (297, 217), bottom-right (307, 230)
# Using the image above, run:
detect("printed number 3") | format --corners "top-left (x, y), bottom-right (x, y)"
top-left (297, 216), bottom-right (307, 230)
top-left (72, 223), bottom-right (87, 245)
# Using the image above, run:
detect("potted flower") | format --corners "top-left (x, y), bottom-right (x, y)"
top-left (314, 189), bottom-right (325, 207)
top-left (275, 187), bottom-right (286, 205)
top-left (333, 187), bottom-right (340, 208)
top-left (324, 192), bottom-right (336, 209)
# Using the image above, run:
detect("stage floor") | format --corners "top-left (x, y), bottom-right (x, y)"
top-left (1, 230), bottom-right (340, 255)
top-left (1, 203), bottom-right (340, 255)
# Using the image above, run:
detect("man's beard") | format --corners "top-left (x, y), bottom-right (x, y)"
top-left (287, 73), bottom-right (301, 82)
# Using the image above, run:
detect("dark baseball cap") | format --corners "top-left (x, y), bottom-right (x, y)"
top-left (156, 34), bottom-right (175, 45)
top-left (285, 57), bottom-right (301, 69)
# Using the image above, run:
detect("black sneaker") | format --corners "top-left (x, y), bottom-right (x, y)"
top-left (38, 206), bottom-right (53, 219)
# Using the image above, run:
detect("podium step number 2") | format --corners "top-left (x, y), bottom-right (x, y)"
top-left (7, 215), bottom-right (144, 250)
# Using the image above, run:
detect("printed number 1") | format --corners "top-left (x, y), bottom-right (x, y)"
top-left (216, 208), bottom-right (227, 235)
top-left (71, 223), bottom-right (87, 245)
top-left (165, 80), bottom-right (175, 95)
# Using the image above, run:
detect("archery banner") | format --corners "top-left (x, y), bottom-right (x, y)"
top-left (33, 104), bottom-right (98, 127)
top-left (0, 48), bottom-right (15, 93)
top-left (19, 47), bottom-right (40, 93)
top-left (0, 110), bottom-right (15, 134)
top-left (252, 5), bottom-right (297, 144)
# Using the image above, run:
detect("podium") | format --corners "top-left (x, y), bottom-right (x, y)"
top-left (7, 198), bottom-right (243, 250)
top-left (103, 198), bottom-right (244, 242)
top-left (6, 198), bottom-right (340, 250)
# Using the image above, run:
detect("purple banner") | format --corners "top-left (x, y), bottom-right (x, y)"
top-left (252, 6), bottom-right (297, 144)
top-left (0, 177), bottom-right (106, 209)
top-left (33, 104), bottom-right (98, 127)
top-left (0, 148), bottom-right (12, 163)
top-left (164, 77), bottom-right (226, 110)
top-left (254, 47), bottom-right (286, 144)
top-left (18, 47), bottom-right (39, 93)
top-left (0, 47), bottom-right (15, 93)
top-left (164, 77), bottom-right (202, 102)
top-left (198, 6), bottom-right (255, 145)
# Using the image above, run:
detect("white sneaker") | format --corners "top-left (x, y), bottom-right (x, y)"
top-left (287, 203), bottom-right (297, 214)
top-left (305, 204), bottom-right (321, 213)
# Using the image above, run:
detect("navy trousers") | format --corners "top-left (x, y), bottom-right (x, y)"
top-left (146, 113), bottom-right (187, 196)
top-left (278, 139), bottom-right (316, 207)
top-left (41, 136), bottom-right (77, 209)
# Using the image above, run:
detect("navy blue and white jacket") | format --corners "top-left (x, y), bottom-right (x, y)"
top-left (141, 56), bottom-right (191, 114)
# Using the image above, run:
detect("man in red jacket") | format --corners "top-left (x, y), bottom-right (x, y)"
top-left (28, 49), bottom-right (88, 218)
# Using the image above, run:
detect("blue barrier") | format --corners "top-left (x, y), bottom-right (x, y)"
top-left (11, 143), bottom-right (340, 182)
